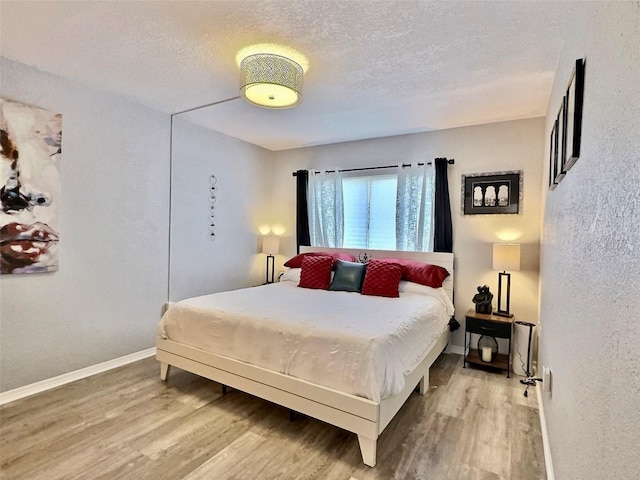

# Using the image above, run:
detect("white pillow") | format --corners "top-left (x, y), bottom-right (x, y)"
top-left (399, 280), bottom-right (439, 296)
top-left (280, 268), bottom-right (301, 283)
top-left (399, 281), bottom-right (455, 316)
top-left (280, 267), bottom-right (335, 284)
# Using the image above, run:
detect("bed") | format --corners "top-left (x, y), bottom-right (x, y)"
top-left (156, 247), bottom-right (454, 467)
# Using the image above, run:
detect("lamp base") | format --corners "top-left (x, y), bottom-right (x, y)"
top-left (496, 271), bottom-right (512, 318)
top-left (265, 254), bottom-right (275, 284)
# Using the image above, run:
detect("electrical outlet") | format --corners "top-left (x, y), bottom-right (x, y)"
top-left (542, 366), bottom-right (552, 392)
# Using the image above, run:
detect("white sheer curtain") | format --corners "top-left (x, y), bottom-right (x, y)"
top-left (308, 169), bottom-right (344, 247)
top-left (396, 163), bottom-right (435, 251)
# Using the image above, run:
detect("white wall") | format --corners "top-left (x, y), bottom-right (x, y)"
top-left (270, 117), bottom-right (545, 349)
top-left (169, 117), bottom-right (273, 301)
top-left (538, 3), bottom-right (640, 479)
top-left (0, 58), bottom-right (171, 392)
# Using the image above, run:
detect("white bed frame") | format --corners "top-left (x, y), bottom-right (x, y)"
top-left (156, 247), bottom-right (454, 467)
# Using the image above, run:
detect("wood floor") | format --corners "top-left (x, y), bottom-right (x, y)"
top-left (0, 354), bottom-right (545, 480)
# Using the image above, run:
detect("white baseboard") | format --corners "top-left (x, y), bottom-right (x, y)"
top-left (536, 384), bottom-right (555, 480)
top-left (0, 347), bottom-right (156, 406)
top-left (448, 344), bottom-right (465, 355)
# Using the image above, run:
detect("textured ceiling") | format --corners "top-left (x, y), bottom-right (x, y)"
top-left (0, 1), bottom-right (575, 151)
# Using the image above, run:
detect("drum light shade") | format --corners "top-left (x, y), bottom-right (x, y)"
top-left (493, 244), bottom-right (521, 272)
top-left (262, 235), bottom-right (280, 255)
top-left (240, 53), bottom-right (303, 109)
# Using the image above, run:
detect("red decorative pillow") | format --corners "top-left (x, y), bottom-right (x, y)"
top-left (284, 251), bottom-right (356, 268)
top-left (361, 260), bottom-right (403, 298)
top-left (298, 255), bottom-right (333, 290)
top-left (379, 258), bottom-right (450, 288)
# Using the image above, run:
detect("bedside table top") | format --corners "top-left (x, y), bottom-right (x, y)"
top-left (465, 308), bottom-right (514, 325)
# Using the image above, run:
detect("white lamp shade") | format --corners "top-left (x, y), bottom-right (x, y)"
top-left (262, 236), bottom-right (280, 255)
top-left (493, 243), bottom-right (521, 271)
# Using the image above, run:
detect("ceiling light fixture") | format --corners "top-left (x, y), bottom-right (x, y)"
top-left (239, 53), bottom-right (303, 109)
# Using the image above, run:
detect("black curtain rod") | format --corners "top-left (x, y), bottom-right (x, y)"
top-left (291, 158), bottom-right (454, 176)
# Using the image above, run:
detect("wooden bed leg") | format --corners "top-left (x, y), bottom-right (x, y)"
top-left (160, 362), bottom-right (171, 381)
top-left (357, 435), bottom-right (377, 467)
top-left (222, 384), bottom-right (227, 395)
top-left (418, 371), bottom-right (429, 395)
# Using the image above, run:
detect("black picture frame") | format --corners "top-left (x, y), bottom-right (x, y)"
top-left (563, 58), bottom-right (585, 172)
top-left (549, 119), bottom-right (558, 190)
top-left (554, 97), bottom-right (567, 185)
top-left (462, 171), bottom-right (521, 215)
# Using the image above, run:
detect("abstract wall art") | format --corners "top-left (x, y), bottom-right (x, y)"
top-left (0, 98), bottom-right (61, 274)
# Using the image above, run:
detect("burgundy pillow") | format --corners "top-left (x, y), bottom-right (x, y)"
top-left (298, 255), bottom-right (333, 290)
top-left (361, 260), bottom-right (403, 298)
top-left (284, 251), bottom-right (356, 268)
top-left (379, 258), bottom-right (450, 288)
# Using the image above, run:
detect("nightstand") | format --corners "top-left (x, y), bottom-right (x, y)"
top-left (464, 308), bottom-right (513, 377)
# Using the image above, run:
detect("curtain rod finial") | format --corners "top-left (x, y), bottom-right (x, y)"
top-left (433, 157), bottom-right (454, 165)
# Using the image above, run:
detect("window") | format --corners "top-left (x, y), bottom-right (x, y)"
top-left (308, 165), bottom-right (435, 252)
top-left (342, 174), bottom-right (397, 249)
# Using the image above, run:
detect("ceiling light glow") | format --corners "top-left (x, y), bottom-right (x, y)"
top-left (235, 43), bottom-right (309, 72)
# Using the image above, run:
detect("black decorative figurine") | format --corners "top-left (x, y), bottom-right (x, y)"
top-left (472, 285), bottom-right (493, 314)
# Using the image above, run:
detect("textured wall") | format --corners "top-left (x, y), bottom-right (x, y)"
top-left (270, 118), bottom-right (545, 351)
top-left (169, 118), bottom-right (273, 301)
top-left (0, 58), bottom-right (171, 391)
top-left (538, 3), bottom-right (640, 479)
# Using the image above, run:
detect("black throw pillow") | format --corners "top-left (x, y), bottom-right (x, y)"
top-left (329, 260), bottom-right (366, 293)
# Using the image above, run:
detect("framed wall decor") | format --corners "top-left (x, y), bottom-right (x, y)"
top-left (0, 98), bottom-right (61, 274)
top-left (563, 58), bottom-right (585, 172)
top-left (554, 97), bottom-right (567, 185)
top-left (462, 171), bottom-right (522, 215)
top-left (208, 174), bottom-right (217, 241)
top-left (549, 118), bottom-right (559, 190)
top-left (548, 57), bottom-right (586, 192)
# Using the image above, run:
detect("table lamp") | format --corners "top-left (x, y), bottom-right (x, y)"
top-left (492, 243), bottom-right (520, 317)
top-left (262, 235), bottom-right (280, 284)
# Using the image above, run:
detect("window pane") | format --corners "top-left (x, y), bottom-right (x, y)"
top-left (343, 174), bottom-right (396, 249)
top-left (368, 176), bottom-right (397, 249)
top-left (343, 177), bottom-right (369, 248)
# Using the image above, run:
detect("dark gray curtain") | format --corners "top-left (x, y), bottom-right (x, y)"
top-left (434, 158), bottom-right (453, 253)
top-left (295, 170), bottom-right (310, 253)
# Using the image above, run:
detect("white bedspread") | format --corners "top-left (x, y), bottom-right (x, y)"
top-left (158, 282), bottom-right (453, 402)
